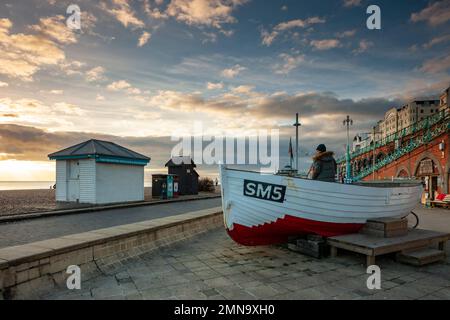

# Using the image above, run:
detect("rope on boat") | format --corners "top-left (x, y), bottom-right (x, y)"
top-left (403, 211), bottom-right (419, 229)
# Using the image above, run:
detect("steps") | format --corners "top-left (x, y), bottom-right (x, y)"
top-left (397, 248), bottom-right (446, 266)
top-left (288, 217), bottom-right (448, 266)
top-left (326, 217), bottom-right (449, 267)
top-left (362, 217), bottom-right (446, 266)
top-left (328, 228), bottom-right (449, 267)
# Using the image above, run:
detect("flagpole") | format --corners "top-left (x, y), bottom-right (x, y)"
top-left (293, 113), bottom-right (301, 174)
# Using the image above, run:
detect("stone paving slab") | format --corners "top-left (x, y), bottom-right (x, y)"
top-left (40, 228), bottom-right (450, 300)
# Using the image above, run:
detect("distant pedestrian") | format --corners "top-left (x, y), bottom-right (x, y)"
top-left (215, 178), bottom-right (219, 186)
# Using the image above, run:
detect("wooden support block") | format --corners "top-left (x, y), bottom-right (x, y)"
top-left (362, 217), bottom-right (408, 238)
top-left (365, 221), bottom-right (386, 231)
top-left (367, 217), bottom-right (407, 230)
top-left (289, 238), bottom-right (328, 259)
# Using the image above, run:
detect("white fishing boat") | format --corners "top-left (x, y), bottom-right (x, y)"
top-left (219, 165), bottom-right (423, 246)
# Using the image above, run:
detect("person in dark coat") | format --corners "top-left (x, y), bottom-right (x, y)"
top-left (310, 144), bottom-right (337, 182)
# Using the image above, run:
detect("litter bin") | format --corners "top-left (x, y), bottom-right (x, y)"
top-left (167, 175), bottom-right (174, 199)
top-left (161, 181), bottom-right (167, 200)
top-left (152, 174), bottom-right (169, 199)
top-left (173, 175), bottom-right (180, 198)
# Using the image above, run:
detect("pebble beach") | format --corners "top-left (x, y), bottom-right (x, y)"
top-left (0, 189), bottom-right (56, 216)
top-left (0, 188), bottom-right (154, 217)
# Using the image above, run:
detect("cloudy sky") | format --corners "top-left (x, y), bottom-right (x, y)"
top-left (0, 0), bottom-right (449, 181)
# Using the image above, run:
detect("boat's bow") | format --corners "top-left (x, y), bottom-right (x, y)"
top-left (219, 164), bottom-right (233, 230)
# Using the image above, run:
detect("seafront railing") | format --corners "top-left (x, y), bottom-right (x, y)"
top-left (350, 113), bottom-right (450, 181)
top-left (337, 109), bottom-right (449, 164)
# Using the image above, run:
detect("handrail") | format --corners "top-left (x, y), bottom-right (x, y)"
top-left (349, 115), bottom-right (449, 181)
top-left (337, 109), bottom-right (449, 164)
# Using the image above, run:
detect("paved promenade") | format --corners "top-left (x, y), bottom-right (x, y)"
top-left (41, 228), bottom-right (450, 300)
top-left (41, 207), bottom-right (450, 300)
top-left (412, 205), bottom-right (450, 233)
top-left (0, 198), bottom-right (221, 249)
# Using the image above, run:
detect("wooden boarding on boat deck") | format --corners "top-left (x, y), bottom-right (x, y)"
top-left (327, 229), bottom-right (449, 267)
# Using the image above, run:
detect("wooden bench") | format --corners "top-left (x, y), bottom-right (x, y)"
top-left (431, 194), bottom-right (450, 208)
top-left (327, 229), bottom-right (449, 266)
top-left (430, 200), bottom-right (450, 209)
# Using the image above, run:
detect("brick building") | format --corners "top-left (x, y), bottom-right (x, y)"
top-left (379, 100), bottom-right (440, 139)
top-left (341, 86), bottom-right (450, 200)
top-left (440, 87), bottom-right (449, 111)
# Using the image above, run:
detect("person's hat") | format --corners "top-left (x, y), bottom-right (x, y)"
top-left (316, 144), bottom-right (326, 152)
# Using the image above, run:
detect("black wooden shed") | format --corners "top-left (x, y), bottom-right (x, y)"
top-left (165, 157), bottom-right (199, 195)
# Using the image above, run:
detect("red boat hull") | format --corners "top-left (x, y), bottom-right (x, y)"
top-left (227, 214), bottom-right (364, 246)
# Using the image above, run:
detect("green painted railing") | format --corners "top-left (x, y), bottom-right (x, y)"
top-left (348, 114), bottom-right (450, 181)
top-left (337, 109), bottom-right (449, 164)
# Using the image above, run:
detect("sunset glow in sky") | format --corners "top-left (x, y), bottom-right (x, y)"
top-left (0, 0), bottom-right (449, 181)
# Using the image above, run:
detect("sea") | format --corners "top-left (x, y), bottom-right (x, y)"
top-left (0, 181), bottom-right (55, 190)
top-left (0, 181), bottom-right (153, 190)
